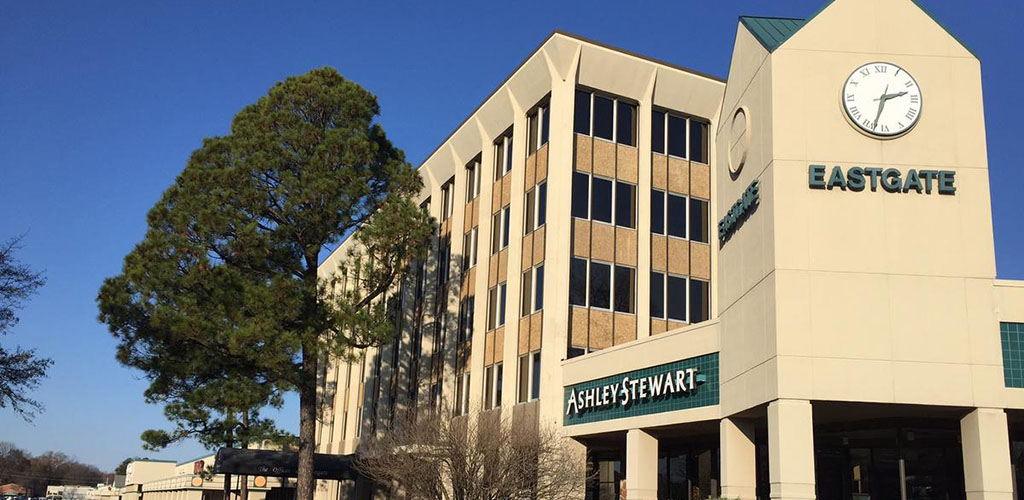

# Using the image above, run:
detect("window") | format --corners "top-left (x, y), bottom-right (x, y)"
top-left (614, 265), bottom-right (635, 314)
top-left (575, 89), bottom-right (637, 145)
top-left (528, 103), bottom-right (550, 155)
top-left (494, 131), bottom-right (513, 181)
top-left (652, 110), bottom-right (666, 154)
top-left (667, 193), bottom-right (687, 238)
top-left (591, 176), bottom-right (613, 224)
top-left (570, 257), bottom-right (587, 307)
top-left (462, 227), bottom-right (478, 271)
top-left (689, 278), bottom-right (710, 323)
top-left (574, 90), bottom-right (591, 134)
top-left (615, 181), bottom-right (636, 229)
top-left (521, 264), bottom-right (544, 316)
top-left (458, 296), bottom-right (475, 342)
top-left (616, 100), bottom-right (636, 146)
top-left (651, 189), bottom-right (665, 234)
top-left (440, 177), bottom-right (455, 222)
top-left (517, 351), bottom-right (541, 403)
top-left (689, 198), bottom-right (709, 243)
top-left (454, 372), bottom-right (470, 416)
top-left (487, 283), bottom-right (507, 330)
top-left (667, 114), bottom-right (687, 158)
top-left (690, 120), bottom-right (708, 164)
top-left (666, 275), bottom-right (687, 321)
top-left (589, 261), bottom-right (611, 310)
top-left (438, 236), bottom-right (451, 286)
top-left (502, 206), bottom-right (510, 248)
top-left (466, 157), bottom-right (481, 201)
top-left (524, 181), bottom-right (547, 234)
top-left (572, 172), bottom-right (589, 219)
top-left (484, 363), bottom-right (503, 410)
top-left (593, 94), bottom-right (613, 140)
top-left (651, 272), bottom-right (665, 319)
top-left (491, 206), bottom-right (510, 254)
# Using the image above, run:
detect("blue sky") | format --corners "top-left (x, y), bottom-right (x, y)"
top-left (1, 1), bottom-right (1022, 471)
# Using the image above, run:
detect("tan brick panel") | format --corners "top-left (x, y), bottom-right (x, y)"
top-left (616, 145), bottom-right (638, 184)
top-left (591, 223), bottom-right (615, 262)
top-left (575, 134), bottom-right (592, 173)
top-left (667, 237), bottom-right (689, 276)
top-left (593, 139), bottom-right (616, 178)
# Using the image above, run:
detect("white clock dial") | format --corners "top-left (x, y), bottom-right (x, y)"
top-left (842, 62), bottom-right (922, 138)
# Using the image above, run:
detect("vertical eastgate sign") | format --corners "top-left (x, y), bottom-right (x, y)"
top-left (563, 353), bottom-right (719, 426)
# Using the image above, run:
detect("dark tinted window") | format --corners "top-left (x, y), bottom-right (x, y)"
top-left (572, 172), bottom-right (589, 219)
top-left (574, 90), bottom-right (591, 135)
top-left (569, 258), bottom-right (587, 306)
top-left (690, 120), bottom-right (708, 163)
top-left (535, 265), bottom-right (544, 311)
top-left (589, 262), bottom-right (611, 309)
top-left (505, 137), bottom-right (513, 172)
top-left (651, 272), bottom-right (665, 319)
top-left (591, 177), bottom-right (613, 223)
top-left (667, 193), bottom-right (687, 238)
top-left (668, 114), bottom-right (687, 158)
top-left (651, 189), bottom-right (665, 234)
top-left (593, 95), bottom-right (614, 141)
top-left (667, 275), bottom-right (687, 321)
top-left (689, 198), bottom-right (709, 243)
top-left (541, 106), bottom-right (550, 146)
top-left (614, 265), bottom-right (635, 313)
top-left (652, 111), bottom-right (665, 153)
top-left (615, 181), bottom-right (635, 228)
top-left (616, 101), bottom-right (636, 146)
top-left (524, 189), bottom-right (536, 234)
top-left (537, 183), bottom-right (547, 226)
top-left (502, 207), bottom-right (510, 247)
top-left (531, 351), bottom-right (541, 400)
top-left (689, 278), bottom-right (709, 323)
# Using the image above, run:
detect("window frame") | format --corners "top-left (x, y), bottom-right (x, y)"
top-left (487, 283), bottom-right (508, 331)
top-left (572, 172), bottom-right (635, 230)
top-left (570, 258), bottom-right (635, 314)
top-left (491, 205), bottom-right (510, 254)
top-left (440, 177), bottom-right (455, 222)
top-left (483, 363), bottom-right (503, 410)
top-left (453, 372), bottom-right (470, 417)
top-left (649, 272), bottom-right (709, 323)
top-left (524, 181), bottom-right (548, 234)
top-left (463, 226), bottom-right (478, 271)
top-left (517, 351), bottom-right (541, 403)
top-left (493, 131), bottom-right (513, 181)
top-left (466, 157), bottom-right (482, 201)
top-left (527, 102), bottom-right (550, 155)
top-left (521, 264), bottom-right (545, 317)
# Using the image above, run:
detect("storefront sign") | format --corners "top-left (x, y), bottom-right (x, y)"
top-left (718, 180), bottom-right (759, 244)
top-left (563, 353), bottom-right (719, 426)
top-left (809, 165), bottom-right (955, 195)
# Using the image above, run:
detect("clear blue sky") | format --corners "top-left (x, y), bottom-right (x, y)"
top-left (1, 0), bottom-right (1022, 472)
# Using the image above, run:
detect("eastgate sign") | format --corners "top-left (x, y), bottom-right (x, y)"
top-left (809, 164), bottom-right (956, 195)
top-left (563, 353), bottom-right (719, 426)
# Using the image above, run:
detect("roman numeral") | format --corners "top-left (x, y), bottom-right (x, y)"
top-left (898, 121), bottom-right (906, 129)
top-left (906, 108), bottom-right (918, 120)
top-left (910, 94), bottom-right (920, 104)
top-left (846, 93), bottom-right (856, 102)
top-left (905, 80), bottom-right (914, 88)
top-left (863, 118), bottom-right (874, 128)
top-left (849, 106), bottom-right (861, 119)
top-left (874, 65), bottom-right (887, 73)
top-left (880, 124), bottom-right (889, 132)
top-left (849, 80), bottom-right (859, 86)
top-left (860, 69), bottom-right (870, 77)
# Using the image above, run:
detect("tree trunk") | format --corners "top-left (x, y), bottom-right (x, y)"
top-left (296, 342), bottom-right (318, 500)
top-left (240, 412), bottom-right (250, 500)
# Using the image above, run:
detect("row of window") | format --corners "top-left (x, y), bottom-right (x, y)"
top-left (650, 272), bottom-right (710, 324)
top-left (652, 189), bottom-right (710, 243)
top-left (569, 258), bottom-right (637, 314)
top-left (652, 110), bottom-right (709, 163)
top-left (574, 89), bottom-right (637, 146)
top-left (572, 172), bottom-right (636, 228)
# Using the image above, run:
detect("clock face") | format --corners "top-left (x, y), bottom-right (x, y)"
top-left (842, 62), bottom-right (922, 138)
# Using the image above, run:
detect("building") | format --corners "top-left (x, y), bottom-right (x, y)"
top-left (117, 457), bottom-right (291, 500)
top-left (1, 484), bottom-right (27, 498)
top-left (313, 1), bottom-right (1024, 499)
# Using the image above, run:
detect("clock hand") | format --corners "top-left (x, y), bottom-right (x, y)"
top-left (875, 91), bottom-right (908, 101)
top-left (873, 84), bottom-right (889, 130)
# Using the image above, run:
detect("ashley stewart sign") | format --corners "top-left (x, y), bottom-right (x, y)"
top-left (563, 353), bottom-right (719, 425)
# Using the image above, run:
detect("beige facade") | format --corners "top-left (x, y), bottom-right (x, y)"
top-left (314, 1), bottom-right (1024, 500)
top-left (117, 457), bottom-right (289, 500)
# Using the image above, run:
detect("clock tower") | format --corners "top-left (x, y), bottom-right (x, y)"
top-left (715, 1), bottom-right (1008, 500)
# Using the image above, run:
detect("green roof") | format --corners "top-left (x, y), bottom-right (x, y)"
top-left (739, 16), bottom-right (808, 53)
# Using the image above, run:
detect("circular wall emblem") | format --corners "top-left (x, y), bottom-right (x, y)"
top-left (190, 477), bottom-right (203, 487)
top-left (253, 476), bottom-right (267, 488)
top-left (728, 106), bottom-right (750, 175)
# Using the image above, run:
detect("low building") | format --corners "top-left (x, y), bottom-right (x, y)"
top-left (313, 0), bottom-right (1024, 499)
top-left (1, 484), bottom-right (27, 498)
top-left (118, 456), bottom-right (292, 500)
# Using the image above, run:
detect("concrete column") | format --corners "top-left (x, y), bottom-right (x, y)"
top-left (961, 408), bottom-right (1014, 500)
top-left (721, 417), bottom-right (758, 500)
top-left (768, 399), bottom-right (815, 500)
top-left (626, 429), bottom-right (659, 500)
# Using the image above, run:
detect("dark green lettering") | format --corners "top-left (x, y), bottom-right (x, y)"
top-left (864, 168), bottom-right (883, 191)
top-left (847, 167), bottom-right (865, 192)
top-left (919, 170), bottom-right (937, 194)
top-left (809, 164), bottom-right (826, 189)
top-left (902, 169), bottom-right (923, 193)
top-left (882, 168), bottom-right (901, 193)
top-left (938, 170), bottom-right (956, 195)
top-left (827, 166), bottom-right (847, 190)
